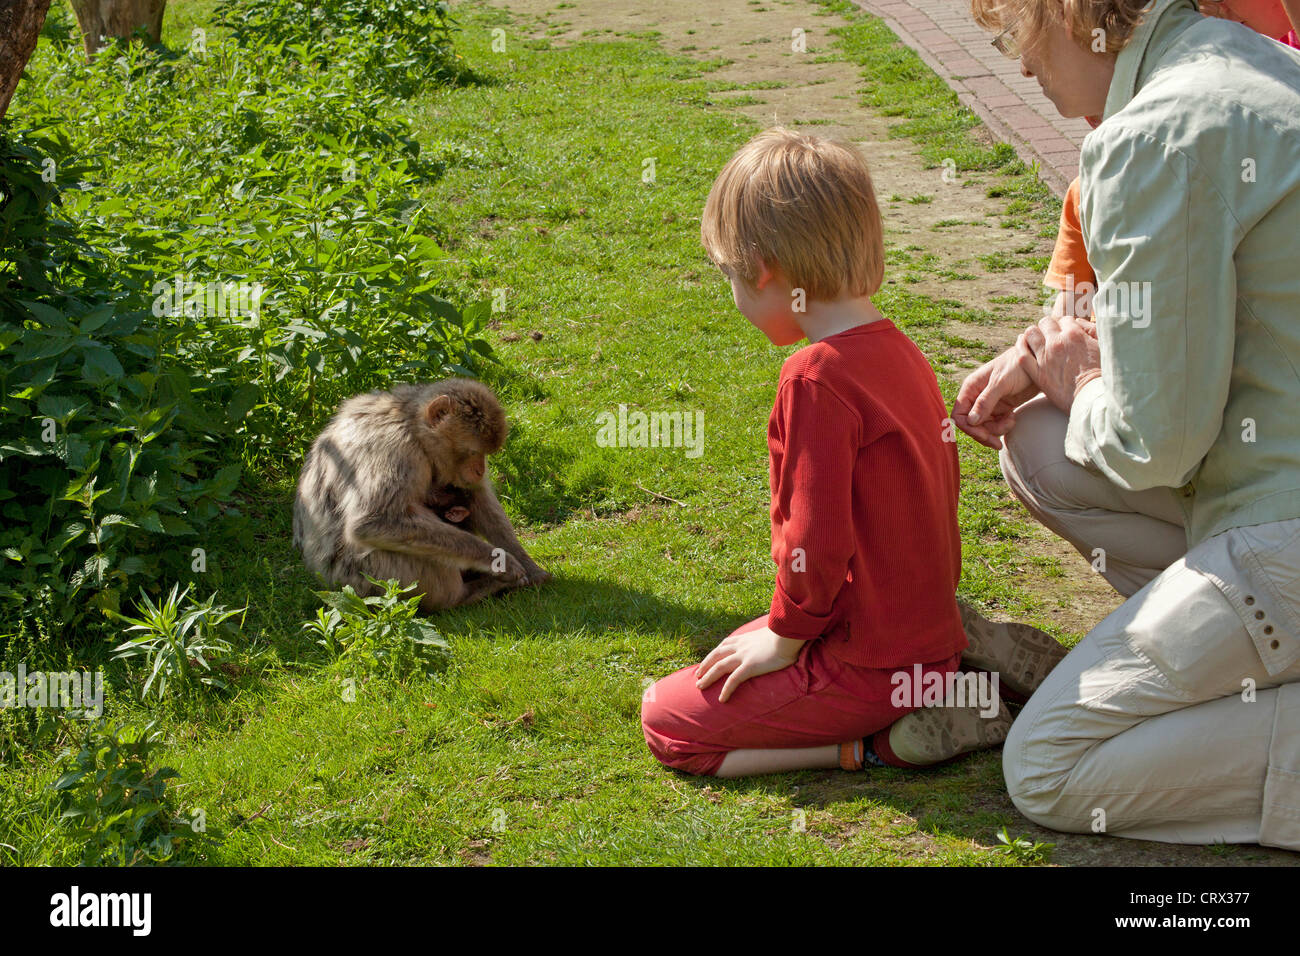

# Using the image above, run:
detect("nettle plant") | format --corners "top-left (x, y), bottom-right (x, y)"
top-left (214, 0), bottom-right (470, 96)
top-left (0, 134), bottom-right (247, 637)
top-left (0, 299), bottom-right (244, 632)
top-left (304, 578), bottom-right (452, 681)
top-left (13, 26), bottom-right (497, 472)
top-left (52, 719), bottom-right (206, 866)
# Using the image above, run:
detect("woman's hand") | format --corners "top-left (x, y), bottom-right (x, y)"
top-left (695, 625), bottom-right (804, 703)
top-left (1021, 315), bottom-right (1102, 412)
top-left (952, 341), bottom-right (1042, 449)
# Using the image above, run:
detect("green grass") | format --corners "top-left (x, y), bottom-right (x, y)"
top-left (3, 0), bottom-right (1085, 866)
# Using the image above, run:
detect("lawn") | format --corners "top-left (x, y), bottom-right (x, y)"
top-left (3, 0), bottom-right (1270, 867)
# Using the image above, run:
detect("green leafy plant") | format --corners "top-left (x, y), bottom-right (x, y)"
top-left (214, 0), bottom-right (471, 95)
top-left (1, 1), bottom-right (496, 643)
top-left (110, 585), bottom-right (245, 699)
top-left (9, 30), bottom-right (497, 463)
top-left (0, 307), bottom-right (245, 625)
top-left (305, 578), bottom-right (451, 680)
top-left (992, 826), bottom-right (1055, 864)
top-left (0, 128), bottom-right (89, 312)
top-left (52, 719), bottom-right (201, 866)
top-left (0, 126), bottom-right (249, 637)
top-left (0, 293), bottom-right (247, 637)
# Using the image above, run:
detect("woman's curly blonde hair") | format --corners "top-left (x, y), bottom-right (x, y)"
top-left (971, 0), bottom-right (1155, 54)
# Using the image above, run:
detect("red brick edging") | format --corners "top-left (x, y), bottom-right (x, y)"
top-left (851, 0), bottom-right (1091, 196)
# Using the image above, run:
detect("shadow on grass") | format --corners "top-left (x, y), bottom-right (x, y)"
top-left (492, 422), bottom-right (618, 527)
top-left (683, 746), bottom-right (1021, 847)
top-left (433, 572), bottom-right (750, 644)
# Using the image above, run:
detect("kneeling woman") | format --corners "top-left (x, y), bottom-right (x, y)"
top-left (964, 0), bottom-right (1300, 848)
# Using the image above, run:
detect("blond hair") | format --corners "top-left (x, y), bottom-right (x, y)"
top-left (700, 127), bottom-right (885, 301)
top-left (970, 0), bottom-right (1153, 54)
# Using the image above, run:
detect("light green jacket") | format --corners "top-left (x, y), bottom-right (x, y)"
top-left (1067, 0), bottom-right (1300, 547)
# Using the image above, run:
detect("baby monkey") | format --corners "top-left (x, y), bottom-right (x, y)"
top-left (427, 484), bottom-right (472, 525)
top-left (293, 379), bottom-right (550, 611)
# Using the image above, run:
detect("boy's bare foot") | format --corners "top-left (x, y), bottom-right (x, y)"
top-left (957, 599), bottom-right (1069, 701)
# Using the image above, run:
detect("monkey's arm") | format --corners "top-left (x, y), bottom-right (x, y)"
top-left (350, 506), bottom-right (527, 583)
top-left (467, 479), bottom-right (550, 585)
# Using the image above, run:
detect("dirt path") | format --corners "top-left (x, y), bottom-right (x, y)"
top-left (499, 0), bottom-right (1036, 309)
top-left (483, 0), bottom-right (1298, 866)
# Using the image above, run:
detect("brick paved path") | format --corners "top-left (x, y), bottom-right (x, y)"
top-left (851, 0), bottom-right (1091, 196)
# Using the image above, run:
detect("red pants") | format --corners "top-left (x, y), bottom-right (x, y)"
top-left (641, 615), bottom-right (963, 775)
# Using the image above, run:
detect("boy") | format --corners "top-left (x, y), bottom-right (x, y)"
top-left (641, 128), bottom-right (1066, 778)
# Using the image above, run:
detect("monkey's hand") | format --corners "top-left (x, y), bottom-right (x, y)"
top-left (490, 551), bottom-right (530, 587)
top-left (522, 565), bottom-right (552, 587)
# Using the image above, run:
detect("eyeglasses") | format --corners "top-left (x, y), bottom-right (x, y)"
top-left (992, 25), bottom-right (1022, 58)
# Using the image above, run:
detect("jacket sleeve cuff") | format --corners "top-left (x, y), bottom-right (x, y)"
top-left (767, 583), bottom-right (830, 640)
top-left (1064, 375), bottom-right (1107, 471)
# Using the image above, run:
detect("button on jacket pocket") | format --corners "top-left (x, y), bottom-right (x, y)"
top-left (1205, 519), bottom-right (1300, 676)
top-left (1236, 520), bottom-right (1300, 632)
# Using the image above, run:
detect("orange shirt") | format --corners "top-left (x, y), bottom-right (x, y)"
top-left (1042, 176), bottom-right (1097, 294)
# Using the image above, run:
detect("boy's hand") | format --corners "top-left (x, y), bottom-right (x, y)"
top-left (695, 625), bottom-right (804, 703)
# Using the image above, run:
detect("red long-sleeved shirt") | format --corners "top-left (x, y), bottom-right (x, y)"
top-left (766, 319), bottom-right (968, 668)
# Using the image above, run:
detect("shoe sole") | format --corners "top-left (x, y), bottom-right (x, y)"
top-left (958, 600), bottom-right (1069, 701)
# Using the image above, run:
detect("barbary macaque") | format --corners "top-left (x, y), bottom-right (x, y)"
top-left (293, 379), bottom-right (550, 611)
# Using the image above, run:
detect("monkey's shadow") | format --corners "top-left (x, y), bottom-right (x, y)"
top-left (424, 572), bottom-right (751, 645)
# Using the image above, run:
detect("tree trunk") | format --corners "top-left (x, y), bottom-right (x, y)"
top-left (67, 0), bottom-right (167, 58)
top-left (0, 0), bottom-right (53, 121)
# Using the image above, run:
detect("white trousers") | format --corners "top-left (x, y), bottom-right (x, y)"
top-left (997, 396), bottom-right (1300, 849)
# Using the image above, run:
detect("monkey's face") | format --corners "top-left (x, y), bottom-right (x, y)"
top-left (454, 447), bottom-right (488, 487)
top-left (421, 386), bottom-right (507, 488)
top-left (432, 418), bottom-right (495, 488)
